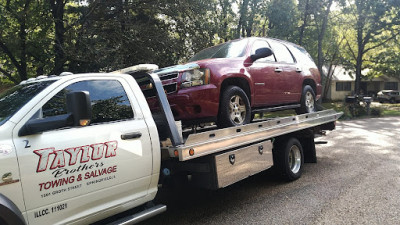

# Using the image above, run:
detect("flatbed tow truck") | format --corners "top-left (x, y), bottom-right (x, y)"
top-left (0, 69), bottom-right (342, 225)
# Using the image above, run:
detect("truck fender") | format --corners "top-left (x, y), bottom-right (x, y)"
top-left (0, 194), bottom-right (26, 225)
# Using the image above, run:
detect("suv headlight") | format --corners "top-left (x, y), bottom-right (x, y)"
top-left (181, 68), bottom-right (210, 88)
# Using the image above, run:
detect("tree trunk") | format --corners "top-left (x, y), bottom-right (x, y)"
top-left (355, 0), bottom-right (366, 95)
top-left (50, 0), bottom-right (66, 75)
top-left (355, 44), bottom-right (364, 95)
top-left (298, 0), bottom-right (310, 46)
top-left (18, 1), bottom-right (30, 81)
top-left (317, 0), bottom-right (333, 76)
top-left (245, 0), bottom-right (257, 37)
top-left (219, 0), bottom-right (229, 42)
top-left (236, 0), bottom-right (249, 38)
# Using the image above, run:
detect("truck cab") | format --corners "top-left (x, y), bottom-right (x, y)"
top-left (0, 73), bottom-right (161, 225)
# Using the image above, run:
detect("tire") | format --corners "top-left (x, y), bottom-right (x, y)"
top-left (273, 137), bottom-right (304, 181)
top-left (218, 86), bottom-right (251, 128)
top-left (390, 98), bottom-right (396, 104)
top-left (296, 85), bottom-right (316, 114)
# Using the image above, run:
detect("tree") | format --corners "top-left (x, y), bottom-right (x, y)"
top-left (265, 0), bottom-right (298, 41)
top-left (365, 36), bottom-right (400, 79)
top-left (49, 0), bottom-right (67, 75)
top-left (349, 0), bottom-right (400, 94)
top-left (0, 0), bottom-right (52, 84)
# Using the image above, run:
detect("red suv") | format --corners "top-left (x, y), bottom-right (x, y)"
top-left (150, 37), bottom-right (321, 127)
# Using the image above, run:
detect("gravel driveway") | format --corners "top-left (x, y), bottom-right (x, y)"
top-left (142, 117), bottom-right (400, 225)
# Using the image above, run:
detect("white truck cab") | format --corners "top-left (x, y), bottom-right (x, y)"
top-left (1, 74), bottom-right (161, 225)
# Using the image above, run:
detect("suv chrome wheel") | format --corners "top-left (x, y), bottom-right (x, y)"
top-left (218, 85), bottom-right (251, 128)
top-left (305, 91), bottom-right (315, 112)
top-left (229, 95), bottom-right (246, 124)
top-left (296, 85), bottom-right (316, 114)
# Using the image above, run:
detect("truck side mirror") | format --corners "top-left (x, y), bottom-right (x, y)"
top-left (67, 91), bottom-right (92, 126)
top-left (18, 91), bottom-right (91, 136)
top-left (250, 47), bottom-right (273, 61)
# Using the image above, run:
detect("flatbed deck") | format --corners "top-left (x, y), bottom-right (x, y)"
top-left (169, 109), bottom-right (343, 161)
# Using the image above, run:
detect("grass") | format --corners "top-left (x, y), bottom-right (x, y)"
top-left (379, 103), bottom-right (400, 116)
top-left (382, 110), bottom-right (400, 116)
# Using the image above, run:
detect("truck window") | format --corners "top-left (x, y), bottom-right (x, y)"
top-left (42, 80), bottom-right (134, 124)
top-left (0, 81), bottom-right (55, 126)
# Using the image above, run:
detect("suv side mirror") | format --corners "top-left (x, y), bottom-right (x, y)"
top-left (250, 47), bottom-right (273, 61)
top-left (19, 91), bottom-right (91, 136)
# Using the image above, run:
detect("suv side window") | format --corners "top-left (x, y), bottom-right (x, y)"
top-left (268, 39), bottom-right (295, 64)
top-left (42, 80), bottom-right (134, 124)
top-left (286, 44), bottom-right (317, 68)
top-left (251, 40), bottom-right (276, 62)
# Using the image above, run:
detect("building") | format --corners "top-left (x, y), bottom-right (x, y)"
top-left (325, 66), bottom-right (400, 101)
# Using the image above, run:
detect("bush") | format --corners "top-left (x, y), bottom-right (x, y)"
top-left (344, 103), bottom-right (367, 119)
top-left (370, 107), bottom-right (382, 116)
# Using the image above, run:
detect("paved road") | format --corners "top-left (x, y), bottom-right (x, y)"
top-left (142, 117), bottom-right (400, 225)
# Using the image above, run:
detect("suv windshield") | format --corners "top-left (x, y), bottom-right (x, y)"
top-left (0, 81), bottom-right (55, 126)
top-left (188, 39), bottom-right (248, 62)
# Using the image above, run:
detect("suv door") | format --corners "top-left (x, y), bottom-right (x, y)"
top-left (248, 40), bottom-right (282, 106)
top-left (267, 39), bottom-right (300, 104)
top-left (12, 78), bottom-right (153, 224)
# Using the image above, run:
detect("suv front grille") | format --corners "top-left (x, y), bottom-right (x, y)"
top-left (159, 72), bottom-right (179, 81)
top-left (135, 72), bottom-right (179, 98)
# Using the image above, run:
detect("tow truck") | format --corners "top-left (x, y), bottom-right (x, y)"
top-left (0, 67), bottom-right (342, 225)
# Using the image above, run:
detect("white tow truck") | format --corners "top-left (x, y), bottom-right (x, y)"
top-left (0, 70), bottom-right (342, 225)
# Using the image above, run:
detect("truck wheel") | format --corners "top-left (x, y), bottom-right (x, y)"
top-left (273, 137), bottom-right (304, 181)
top-left (296, 85), bottom-right (316, 114)
top-left (218, 86), bottom-right (251, 128)
top-left (390, 98), bottom-right (396, 104)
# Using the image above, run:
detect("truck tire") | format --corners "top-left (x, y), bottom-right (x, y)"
top-left (273, 137), bottom-right (304, 181)
top-left (218, 86), bottom-right (251, 128)
top-left (296, 85), bottom-right (316, 114)
top-left (390, 98), bottom-right (396, 104)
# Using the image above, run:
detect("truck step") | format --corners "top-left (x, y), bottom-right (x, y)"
top-left (107, 204), bottom-right (166, 225)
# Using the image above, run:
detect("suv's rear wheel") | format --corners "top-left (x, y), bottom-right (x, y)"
top-left (296, 85), bottom-right (316, 114)
top-left (218, 86), bottom-right (251, 128)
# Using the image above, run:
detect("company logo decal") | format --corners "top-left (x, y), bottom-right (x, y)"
top-left (33, 141), bottom-right (119, 200)
top-left (34, 141), bottom-right (117, 173)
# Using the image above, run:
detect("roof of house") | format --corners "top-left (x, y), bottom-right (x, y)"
top-left (329, 65), bottom-right (400, 82)
top-left (330, 66), bottom-right (355, 81)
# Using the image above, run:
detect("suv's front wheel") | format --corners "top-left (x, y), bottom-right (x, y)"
top-left (218, 86), bottom-right (251, 128)
top-left (296, 85), bottom-right (316, 114)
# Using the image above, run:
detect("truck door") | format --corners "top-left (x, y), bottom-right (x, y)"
top-left (12, 78), bottom-right (153, 224)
